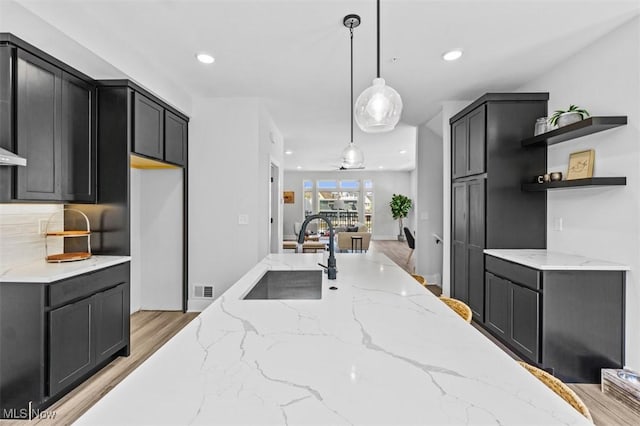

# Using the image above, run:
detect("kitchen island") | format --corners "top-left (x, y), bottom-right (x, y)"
top-left (78, 253), bottom-right (589, 425)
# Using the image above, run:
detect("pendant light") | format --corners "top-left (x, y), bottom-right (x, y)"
top-left (341, 14), bottom-right (365, 170)
top-left (354, 0), bottom-right (402, 133)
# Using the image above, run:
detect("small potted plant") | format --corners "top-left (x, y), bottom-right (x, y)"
top-left (390, 194), bottom-right (412, 241)
top-left (549, 104), bottom-right (590, 128)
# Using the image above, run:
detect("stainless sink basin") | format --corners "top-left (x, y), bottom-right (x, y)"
top-left (243, 270), bottom-right (322, 300)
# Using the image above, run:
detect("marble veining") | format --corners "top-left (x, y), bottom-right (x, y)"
top-left (77, 253), bottom-right (590, 425)
top-left (0, 255), bottom-right (131, 283)
top-left (484, 249), bottom-right (630, 271)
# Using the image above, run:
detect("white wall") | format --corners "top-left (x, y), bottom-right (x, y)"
top-left (518, 17), bottom-right (640, 371)
top-left (283, 170), bottom-right (414, 241)
top-left (415, 124), bottom-right (444, 285)
top-left (189, 98), bottom-right (280, 310)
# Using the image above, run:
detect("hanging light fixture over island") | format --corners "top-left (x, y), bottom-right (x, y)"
top-left (354, 0), bottom-right (402, 133)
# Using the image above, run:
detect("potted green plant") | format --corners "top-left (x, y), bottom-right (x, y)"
top-left (549, 104), bottom-right (590, 128)
top-left (389, 194), bottom-right (412, 241)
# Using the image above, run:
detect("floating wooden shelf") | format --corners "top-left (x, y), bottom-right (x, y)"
top-left (46, 252), bottom-right (92, 263)
top-left (521, 116), bottom-right (627, 147)
top-left (522, 177), bottom-right (627, 192)
top-left (46, 230), bottom-right (90, 237)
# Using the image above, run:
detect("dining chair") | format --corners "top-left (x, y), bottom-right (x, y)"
top-left (439, 296), bottom-right (472, 323)
top-left (403, 227), bottom-right (415, 264)
top-left (517, 361), bottom-right (593, 422)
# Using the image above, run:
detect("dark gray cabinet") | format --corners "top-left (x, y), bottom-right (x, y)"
top-left (450, 93), bottom-right (548, 323)
top-left (133, 93), bottom-right (164, 160)
top-left (0, 262), bottom-right (130, 417)
top-left (61, 72), bottom-right (95, 202)
top-left (0, 35), bottom-right (96, 203)
top-left (15, 48), bottom-right (62, 201)
top-left (451, 179), bottom-right (485, 321)
top-left (49, 297), bottom-right (94, 396)
top-left (485, 255), bottom-right (624, 383)
top-left (164, 110), bottom-right (187, 166)
top-left (485, 271), bottom-right (539, 361)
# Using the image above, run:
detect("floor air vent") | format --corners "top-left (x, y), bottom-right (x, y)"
top-left (194, 285), bottom-right (214, 299)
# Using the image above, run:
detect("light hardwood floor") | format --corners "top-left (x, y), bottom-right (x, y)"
top-left (4, 244), bottom-right (637, 425)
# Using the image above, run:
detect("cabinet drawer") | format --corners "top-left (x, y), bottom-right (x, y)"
top-left (48, 262), bottom-right (129, 308)
top-left (485, 255), bottom-right (541, 290)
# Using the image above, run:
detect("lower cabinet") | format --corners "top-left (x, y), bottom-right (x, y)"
top-left (0, 262), bottom-right (130, 418)
top-left (483, 255), bottom-right (624, 383)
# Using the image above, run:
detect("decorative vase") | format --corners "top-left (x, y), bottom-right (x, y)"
top-left (557, 112), bottom-right (583, 127)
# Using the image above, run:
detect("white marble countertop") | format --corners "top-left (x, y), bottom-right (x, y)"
top-left (484, 249), bottom-right (630, 271)
top-left (78, 253), bottom-right (589, 425)
top-left (0, 255), bottom-right (131, 283)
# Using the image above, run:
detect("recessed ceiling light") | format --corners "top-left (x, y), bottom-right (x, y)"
top-left (378, 166), bottom-right (384, 169)
top-left (296, 166), bottom-right (302, 169)
top-left (196, 53), bottom-right (215, 64)
top-left (442, 49), bottom-right (463, 61)
top-left (399, 149), bottom-right (407, 154)
top-left (285, 150), bottom-right (293, 155)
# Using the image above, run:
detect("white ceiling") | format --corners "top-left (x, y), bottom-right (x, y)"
top-left (9, 0), bottom-right (640, 171)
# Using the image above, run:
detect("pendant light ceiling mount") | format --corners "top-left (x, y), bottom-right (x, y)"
top-left (340, 13), bottom-right (365, 170)
top-left (354, 0), bottom-right (403, 133)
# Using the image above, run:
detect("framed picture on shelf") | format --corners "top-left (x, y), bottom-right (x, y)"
top-left (283, 191), bottom-right (295, 204)
top-left (567, 149), bottom-right (595, 180)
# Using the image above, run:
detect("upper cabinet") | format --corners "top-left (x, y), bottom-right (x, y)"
top-left (133, 93), bottom-right (164, 160)
top-left (452, 105), bottom-right (486, 178)
top-left (0, 34), bottom-right (96, 203)
top-left (130, 88), bottom-right (188, 167)
top-left (164, 110), bottom-right (188, 166)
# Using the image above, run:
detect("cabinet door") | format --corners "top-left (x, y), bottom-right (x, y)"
top-left (164, 110), bottom-right (187, 166)
top-left (467, 179), bottom-right (486, 320)
top-left (133, 93), bottom-right (164, 160)
top-left (49, 297), bottom-right (94, 396)
top-left (15, 49), bottom-right (62, 200)
top-left (485, 272), bottom-right (509, 339)
top-left (467, 106), bottom-right (486, 175)
top-left (451, 119), bottom-right (467, 179)
top-left (451, 182), bottom-right (468, 302)
top-left (94, 284), bottom-right (128, 364)
top-left (61, 72), bottom-right (95, 202)
top-left (510, 283), bottom-right (540, 362)
top-left (0, 46), bottom-right (13, 201)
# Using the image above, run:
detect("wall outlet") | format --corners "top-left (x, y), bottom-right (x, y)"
top-left (193, 284), bottom-right (214, 299)
top-left (238, 214), bottom-right (249, 225)
top-left (552, 217), bottom-right (563, 231)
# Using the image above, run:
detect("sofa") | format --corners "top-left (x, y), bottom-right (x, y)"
top-left (336, 223), bottom-right (371, 252)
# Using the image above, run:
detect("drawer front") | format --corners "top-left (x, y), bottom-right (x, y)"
top-left (485, 255), bottom-right (541, 290)
top-left (48, 262), bottom-right (130, 308)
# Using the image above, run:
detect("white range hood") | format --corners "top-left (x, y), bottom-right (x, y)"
top-left (0, 147), bottom-right (26, 166)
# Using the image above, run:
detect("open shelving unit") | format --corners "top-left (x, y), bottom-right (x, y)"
top-left (45, 209), bottom-right (92, 263)
top-left (521, 115), bottom-right (628, 192)
top-left (522, 177), bottom-right (627, 192)
top-left (521, 116), bottom-right (627, 147)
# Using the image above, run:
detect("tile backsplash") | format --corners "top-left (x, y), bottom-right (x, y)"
top-left (0, 204), bottom-right (63, 270)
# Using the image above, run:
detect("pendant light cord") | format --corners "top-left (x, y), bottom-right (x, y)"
top-left (350, 25), bottom-right (354, 144)
top-left (376, 0), bottom-right (380, 78)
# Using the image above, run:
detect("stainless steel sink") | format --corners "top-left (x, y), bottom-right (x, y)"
top-left (243, 270), bottom-right (322, 300)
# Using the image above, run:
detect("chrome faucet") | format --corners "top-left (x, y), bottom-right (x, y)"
top-left (297, 214), bottom-right (337, 280)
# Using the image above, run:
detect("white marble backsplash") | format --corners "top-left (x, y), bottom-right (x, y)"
top-left (0, 204), bottom-right (63, 270)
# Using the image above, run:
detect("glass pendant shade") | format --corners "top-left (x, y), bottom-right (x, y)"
top-left (341, 142), bottom-right (365, 169)
top-left (354, 78), bottom-right (403, 133)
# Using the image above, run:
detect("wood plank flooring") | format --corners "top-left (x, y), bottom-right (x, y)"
top-left (1, 311), bottom-right (198, 426)
top-left (3, 244), bottom-right (637, 425)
